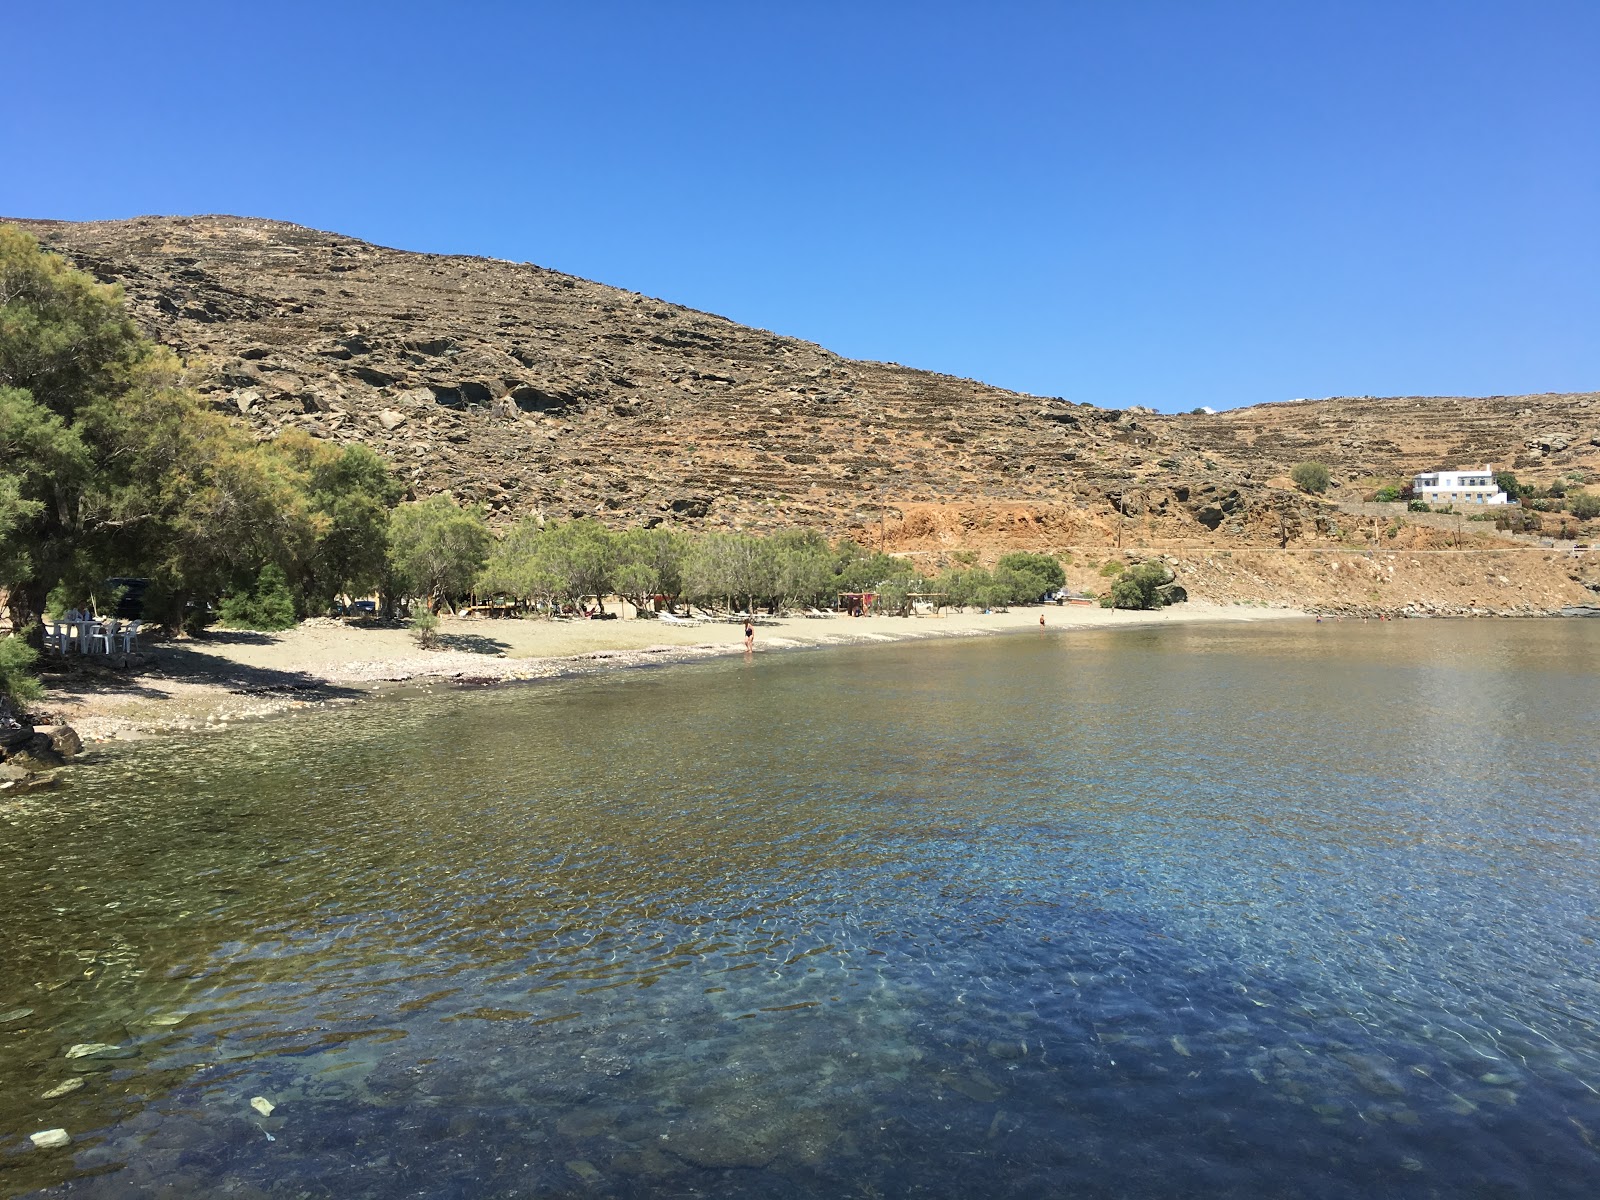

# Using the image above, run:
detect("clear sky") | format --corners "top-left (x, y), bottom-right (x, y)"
top-left (5, 1), bottom-right (1596, 412)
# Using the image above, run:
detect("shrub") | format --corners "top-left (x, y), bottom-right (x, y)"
top-left (1373, 485), bottom-right (1401, 502)
top-left (217, 565), bottom-right (297, 631)
top-left (0, 634), bottom-right (44, 719)
top-left (409, 609), bottom-right (441, 649)
top-left (1567, 491), bottom-right (1600, 520)
top-left (1098, 561), bottom-right (1125, 577)
top-left (1407, 500), bottom-right (1430, 512)
top-left (1291, 462), bottom-right (1331, 494)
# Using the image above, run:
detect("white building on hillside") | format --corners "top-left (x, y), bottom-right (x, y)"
top-left (1411, 465), bottom-right (1510, 505)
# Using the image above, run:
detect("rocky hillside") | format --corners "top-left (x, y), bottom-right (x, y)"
top-left (8, 214), bottom-right (1599, 612)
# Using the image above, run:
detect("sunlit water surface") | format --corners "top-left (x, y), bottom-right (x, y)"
top-left (2, 620), bottom-right (1598, 1198)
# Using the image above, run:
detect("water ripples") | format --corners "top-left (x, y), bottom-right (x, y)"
top-left (1, 621), bottom-right (1598, 1196)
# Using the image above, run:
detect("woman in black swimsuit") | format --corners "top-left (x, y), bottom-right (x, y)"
top-left (743, 620), bottom-right (755, 653)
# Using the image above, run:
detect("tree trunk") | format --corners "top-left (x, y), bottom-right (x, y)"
top-left (8, 583), bottom-right (48, 649)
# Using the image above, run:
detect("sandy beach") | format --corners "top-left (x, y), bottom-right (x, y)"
top-left (38, 601), bottom-right (1305, 743)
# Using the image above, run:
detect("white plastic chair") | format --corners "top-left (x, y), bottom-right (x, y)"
top-left (89, 619), bottom-right (117, 655)
top-left (46, 621), bottom-right (69, 654)
top-left (118, 620), bottom-right (141, 652)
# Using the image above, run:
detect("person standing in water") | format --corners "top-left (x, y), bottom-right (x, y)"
top-left (1039, 613), bottom-right (1046, 628)
top-left (743, 619), bottom-right (755, 653)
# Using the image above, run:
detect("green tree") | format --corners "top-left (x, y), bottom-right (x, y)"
top-left (770, 529), bottom-right (835, 611)
top-left (479, 516), bottom-right (558, 610)
top-left (267, 432), bottom-right (402, 613)
top-left (614, 526), bottom-right (688, 612)
top-left (684, 532), bottom-right (775, 612)
top-left (1291, 461), bottom-right (1331, 494)
top-left (388, 495), bottom-right (491, 612)
top-left (996, 552), bottom-right (1065, 592)
top-left (535, 519), bottom-right (620, 611)
top-left (1109, 562), bottom-right (1172, 610)
top-left (1, 226), bottom-right (317, 634)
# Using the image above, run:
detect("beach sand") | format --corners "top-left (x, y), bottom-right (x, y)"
top-left (39, 602), bottom-right (1305, 742)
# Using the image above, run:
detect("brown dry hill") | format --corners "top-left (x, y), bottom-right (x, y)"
top-left (8, 214), bottom-right (1599, 614)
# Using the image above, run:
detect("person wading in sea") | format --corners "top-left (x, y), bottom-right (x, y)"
top-left (744, 619), bottom-right (755, 654)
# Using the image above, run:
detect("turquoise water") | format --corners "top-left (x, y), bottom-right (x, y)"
top-left (2, 620), bottom-right (1598, 1197)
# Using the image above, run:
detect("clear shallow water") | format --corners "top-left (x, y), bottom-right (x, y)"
top-left (2, 620), bottom-right (1598, 1198)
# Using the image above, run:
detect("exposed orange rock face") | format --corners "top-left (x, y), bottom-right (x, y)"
top-left (8, 214), bottom-right (1598, 613)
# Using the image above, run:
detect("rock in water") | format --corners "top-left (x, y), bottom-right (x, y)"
top-left (34, 726), bottom-right (83, 758)
top-left (30, 1129), bottom-right (71, 1149)
top-left (41, 1079), bottom-right (86, 1100)
top-left (250, 1096), bottom-right (276, 1116)
top-left (65, 1042), bottom-right (122, 1059)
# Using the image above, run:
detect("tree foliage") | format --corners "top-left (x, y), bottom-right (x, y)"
top-left (388, 495), bottom-right (492, 611)
top-left (0, 632), bottom-right (43, 718)
top-left (0, 226), bottom-right (405, 639)
top-left (218, 563), bottom-right (298, 631)
top-left (1108, 562), bottom-right (1174, 610)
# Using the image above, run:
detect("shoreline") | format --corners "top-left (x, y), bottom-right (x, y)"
top-left (40, 602), bottom-right (1305, 745)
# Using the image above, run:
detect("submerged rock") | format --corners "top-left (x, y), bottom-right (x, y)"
top-left (65, 1042), bottom-right (123, 1059)
top-left (30, 1128), bottom-right (71, 1150)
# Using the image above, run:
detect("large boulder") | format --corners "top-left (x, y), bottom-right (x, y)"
top-left (0, 725), bottom-right (34, 751)
top-left (33, 726), bottom-right (83, 759)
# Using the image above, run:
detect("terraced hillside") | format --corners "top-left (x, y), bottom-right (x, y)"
top-left (7, 214), bottom-right (1599, 612)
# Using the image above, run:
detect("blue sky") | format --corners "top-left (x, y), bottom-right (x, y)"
top-left (5, 1), bottom-right (1596, 412)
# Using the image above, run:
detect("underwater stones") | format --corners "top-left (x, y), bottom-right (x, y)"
top-left (30, 1128), bottom-right (72, 1149)
top-left (945, 1072), bottom-right (1005, 1102)
top-left (578, 1048), bottom-right (631, 1078)
top-left (565, 1159), bottom-right (602, 1185)
top-left (40, 1078), bottom-right (85, 1099)
top-left (0, 1007), bottom-right (34, 1024)
top-left (65, 1041), bottom-right (137, 1070)
top-left (250, 1096), bottom-right (276, 1116)
top-left (4, 741), bottom-right (64, 772)
top-left (65, 1041), bottom-right (124, 1059)
top-left (1338, 1052), bottom-right (1407, 1097)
